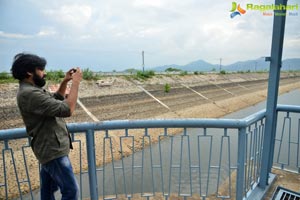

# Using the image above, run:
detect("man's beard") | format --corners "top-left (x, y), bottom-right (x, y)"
top-left (33, 73), bottom-right (46, 87)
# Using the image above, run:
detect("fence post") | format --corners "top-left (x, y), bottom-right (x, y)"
top-left (236, 127), bottom-right (246, 200)
top-left (86, 129), bottom-right (98, 200)
top-left (259, 0), bottom-right (287, 188)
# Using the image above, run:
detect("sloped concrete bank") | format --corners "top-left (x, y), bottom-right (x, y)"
top-left (0, 72), bottom-right (300, 199)
top-left (1, 72), bottom-right (299, 129)
top-left (73, 73), bottom-right (300, 123)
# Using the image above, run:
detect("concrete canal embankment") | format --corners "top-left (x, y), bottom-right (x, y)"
top-left (0, 72), bottom-right (300, 199)
top-left (1, 72), bottom-right (300, 129)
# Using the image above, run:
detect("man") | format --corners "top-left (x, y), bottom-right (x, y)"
top-left (11, 53), bottom-right (82, 200)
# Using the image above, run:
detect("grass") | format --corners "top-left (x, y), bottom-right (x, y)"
top-left (2, 70), bottom-right (296, 84)
top-left (0, 69), bottom-right (103, 84)
top-left (0, 72), bottom-right (17, 84)
top-left (133, 70), bottom-right (155, 81)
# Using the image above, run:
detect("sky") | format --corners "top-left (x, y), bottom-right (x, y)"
top-left (0, 0), bottom-right (299, 72)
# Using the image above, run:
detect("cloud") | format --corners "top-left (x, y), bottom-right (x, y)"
top-left (0, 0), bottom-right (299, 70)
top-left (0, 31), bottom-right (32, 39)
top-left (0, 27), bottom-right (57, 39)
top-left (133, 0), bottom-right (164, 8)
top-left (43, 4), bottom-right (92, 30)
top-left (285, 37), bottom-right (300, 48)
top-left (37, 27), bottom-right (57, 37)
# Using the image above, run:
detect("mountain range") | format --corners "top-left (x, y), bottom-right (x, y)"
top-left (151, 58), bottom-right (300, 72)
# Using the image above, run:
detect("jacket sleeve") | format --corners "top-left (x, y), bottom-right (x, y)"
top-left (53, 92), bottom-right (65, 101)
top-left (21, 88), bottom-right (71, 117)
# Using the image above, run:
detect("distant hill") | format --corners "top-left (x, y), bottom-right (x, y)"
top-left (224, 58), bottom-right (300, 72)
top-left (151, 58), bottom-right (300, 72)
top-left (282, 58), bottom-right (300, 71)
top-left (151, 64), bottom-right (182, 72)
top-left (224, 58), bottom-right (269, 72)
top-left (153, 59), bottom-right (215, 72)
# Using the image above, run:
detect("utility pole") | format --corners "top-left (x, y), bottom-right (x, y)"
top-left (219, 58), bottom-right (222, 72)
top-left (142, 51), bottom-right (145, 72)
top-left (255, 61), bottom-right (257, 72)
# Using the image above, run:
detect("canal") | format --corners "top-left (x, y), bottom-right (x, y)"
top-left (25, 89), bottom-right (300, 199)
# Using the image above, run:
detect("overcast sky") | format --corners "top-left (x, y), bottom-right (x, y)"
top-left (0, 0), bottom-right (299, 72)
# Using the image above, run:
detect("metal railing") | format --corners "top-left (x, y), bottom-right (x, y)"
top-left (0, 104), bottom-right (299, 200)
top-left (274, 105), bottom-right (300, 172)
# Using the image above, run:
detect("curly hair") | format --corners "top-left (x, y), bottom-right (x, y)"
top-left (11, 53), bottom-right (47, 81)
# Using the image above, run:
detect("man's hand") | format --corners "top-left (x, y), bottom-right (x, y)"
top-left (57, 68), bottom-right (82, 100)
top-left (71, 67), bottom-right (82, 83)
top-left (65, 67), bottom-right (82, 115)
top-left (63, 68), bottom-right (77, 82)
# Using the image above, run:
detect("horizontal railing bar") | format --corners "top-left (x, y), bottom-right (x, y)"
top-left (114, 167), bottom-right (123, 169)
top-left (277, 104), bottom-right (300, 112)
top-left (153, 165), bottom-right (161, 168)
top-left (2, 103), bottom-right (298, 141)
top-left (0, 119), bottom-right (245, 140)
top-left (0, 119), bottom-right (248, 140)
top-left (67, 118), bottom-right (247, 131)
top-left (0, 128), bottom-right (27, 140)
top-left (179, 194), bottom-right (191, 197)
top-left (141, 193), bottom-right (154, 197)
top-left (1, 105), bottom-right (299, 141)
top-left (243, 110), bottom-right (266, 126)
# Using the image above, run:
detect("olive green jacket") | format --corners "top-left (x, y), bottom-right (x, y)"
top-left (17, 81), bottom-right (72, 164)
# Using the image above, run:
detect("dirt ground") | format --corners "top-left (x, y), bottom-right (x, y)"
top-left (0, 72), bottom-right (300, 199)
top-left (263, 168), bottom-right (300, 199)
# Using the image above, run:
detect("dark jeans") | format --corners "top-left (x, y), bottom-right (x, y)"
top-left (40, 156), bottom-right (79, 200)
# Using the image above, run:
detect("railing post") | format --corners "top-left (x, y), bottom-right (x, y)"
top-left (236, 127), bottom-right (246, 200)
top-left (86, 129), bottom-right (98, 200)
top-left (259, 0), bottom-right (287, 188)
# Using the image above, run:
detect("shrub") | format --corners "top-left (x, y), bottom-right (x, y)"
top-left (135, 70), bottom-right (155, 80)
top-left (193, 71), bottom-right (205, 75)
top-left (82, 68), bottom-right (101, 80)
top-left (220, 70), bottom-right (226, 74)
top-left (165, 68), bottom-right (181, 72)
top-left (180, 71), bottom-right (188, 76)
top-left (46, 70), bottom-right (65, 82)
top-left (164, 83), bottom-right (171, 93)
top-left (83, 68), bottom-right (94, 80)
top-left (0, 72), bottom-right (11, 79)
top-left (0, 72), bottom-right (15, 83)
